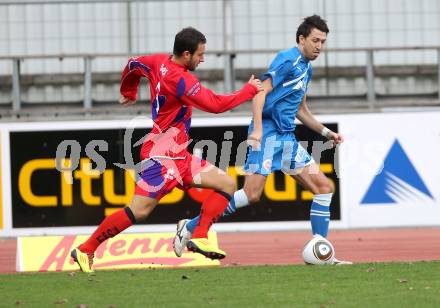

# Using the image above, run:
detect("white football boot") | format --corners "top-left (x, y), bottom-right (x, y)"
top-left (173, 219), bottom-right (192, 257)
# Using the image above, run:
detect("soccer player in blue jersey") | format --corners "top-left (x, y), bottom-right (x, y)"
top-left (174, 15), bottom-right (351, 264)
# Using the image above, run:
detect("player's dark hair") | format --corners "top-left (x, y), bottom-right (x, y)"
top-left (296, 15), bottom-right (329, 43)
top-left (173, 27), bottom-right (207, 56)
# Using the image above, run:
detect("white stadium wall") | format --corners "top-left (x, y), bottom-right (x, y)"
top-left (0, 111), bottom-right (439, 237)
top-left (1, 0), bottom-right (440, 74)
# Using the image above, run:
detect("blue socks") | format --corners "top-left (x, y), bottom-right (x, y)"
top-left (310, 193), bottom-right (332, 237)
top-left (186, 215), bottom-right (199, 233)
top-left (186, 190), bottom-right (333, 237)
top-left (186, 189), bottom-right (249, 233)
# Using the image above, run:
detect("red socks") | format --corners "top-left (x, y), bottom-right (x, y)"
top-left (79, 191), bottom-right (230, 252)
top-left (192, 191), bottom-right (231, 239)
top-left (79, 207), bottom-right (136, 254)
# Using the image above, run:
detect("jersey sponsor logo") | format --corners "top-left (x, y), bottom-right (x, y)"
top-left (282, 69), bottom-right (308, 88)
top-left (164, 168), bottom-right (175, 180)
top-left (293, 74), bottom-right (309, 92)
top-left (186, 82), bottom-right (201, 97)
top-left (361, 139), bottom-right (434, 205)
top-left (293, 80), bottom-right (305, 91)
top-left (262, 159), bottom-right (272, 171)
top-left (160, 64), bottom-right (168, 76)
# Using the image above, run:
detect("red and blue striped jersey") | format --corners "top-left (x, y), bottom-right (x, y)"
top-left (120, 54), bottom-right (257, 159)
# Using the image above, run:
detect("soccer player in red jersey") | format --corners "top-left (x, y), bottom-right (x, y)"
top-left (71, 27), bottom-right (263, 272)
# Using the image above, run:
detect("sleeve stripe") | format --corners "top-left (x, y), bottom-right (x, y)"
top-left (128, 60), bottom-right (151, 74)
top-left (176, 77), bottom-right (186, 98)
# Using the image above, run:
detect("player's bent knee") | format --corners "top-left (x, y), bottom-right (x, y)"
top-left (217, 176), bottom-right (236, 196)
top-left (132, 206), bottom-right (152, 221)
top-left (247, 190), bottom-right (263, 203)
top-left (317, 183), bottom-right (333, 194)
top-left (129, 198), bottom-right (157, 221)
top-left (243, 185), bottom-right (264, 203)
top-left (130, 207), bottom-right (149, 221)
top-left (248, 194), bottom-right (261, 204)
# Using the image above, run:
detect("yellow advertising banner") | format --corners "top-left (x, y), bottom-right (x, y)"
top-left (17, 232), bottom-right (220, 272)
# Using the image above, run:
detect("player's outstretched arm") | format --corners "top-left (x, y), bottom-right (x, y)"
top-left (180, 75), bottom-right (263, 114)
top-left (296, 96), bottom-right (344, 146)
top-left (248, 78), bottom-right (273, 147)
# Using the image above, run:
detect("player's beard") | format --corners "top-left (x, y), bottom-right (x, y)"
top-left (188, 55), bottom-right (198, 71)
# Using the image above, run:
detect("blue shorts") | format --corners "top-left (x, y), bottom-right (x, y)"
top-left (244, 119), bottom-right (314, 176)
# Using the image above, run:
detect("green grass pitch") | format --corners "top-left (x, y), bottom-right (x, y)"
top-left (1, 261), bottom-right (439, 308)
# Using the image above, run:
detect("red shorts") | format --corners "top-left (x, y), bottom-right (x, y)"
top-left (135, 150), bottom-right (208, 200)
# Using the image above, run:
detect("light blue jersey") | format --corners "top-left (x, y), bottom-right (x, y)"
top-left (262, 47), bottom-right (312, 133)
top-left (244, 47), bottom-right (314, 175)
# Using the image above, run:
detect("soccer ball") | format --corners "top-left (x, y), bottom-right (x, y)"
top-left (302, 235), bottom-right (335, 265)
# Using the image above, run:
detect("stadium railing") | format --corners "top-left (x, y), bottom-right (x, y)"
top-left (0, 46), bottom-right (439, 118)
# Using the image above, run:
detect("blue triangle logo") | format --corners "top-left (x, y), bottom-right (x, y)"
top-left (361, 139), bottom-right (434, 205)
